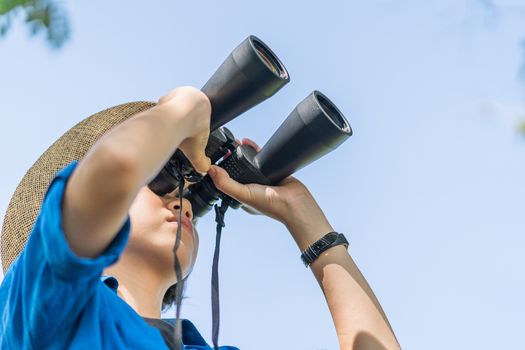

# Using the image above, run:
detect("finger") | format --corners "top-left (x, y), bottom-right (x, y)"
top-left (193, 155), bottom-right (211, 175)
top-left (208, 165), bottom-right (256, 204)
top-left (181, 134), bottom-right (212, 174)
top-left (181, 146), bottom-right (211, 175)
top-left (241, 138), bottom-right (261, 152)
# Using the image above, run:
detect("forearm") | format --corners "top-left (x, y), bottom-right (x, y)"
top-left (286, 213), bottom-right (400, 350)
top-left (62, 100), bottom-right (201, 259)
top-left (91, 103), bottom-right (194, 189)
top-left (207, 146), bottom-right (399, 347)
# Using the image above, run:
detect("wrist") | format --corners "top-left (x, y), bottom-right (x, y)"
top-left (156, 91), bottom-right (211, 134)
top-left (301, 232), bottom-right (349, 267)
top-left (152, 102), bottom-right (198, 136)
top-left (284, 206), bottom-right (334, 252)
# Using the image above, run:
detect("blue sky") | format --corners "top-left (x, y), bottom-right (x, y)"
top-left (1, 1), bottom-right (525, 349)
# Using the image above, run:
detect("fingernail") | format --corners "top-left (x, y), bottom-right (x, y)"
top-left (208, 166), bottom-right (216, 176)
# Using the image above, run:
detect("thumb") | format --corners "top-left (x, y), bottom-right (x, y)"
top-left (208, 165), bottom-right (255, 204)
top-left (191, 153), bottom-right (211, 175)
top-left (180, 144), bottom-right (211, 175)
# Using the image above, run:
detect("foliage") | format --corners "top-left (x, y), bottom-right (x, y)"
top-left (0, 0), bottom-right (69, 48)
top-left (519, 121), bottom-right (525, 136)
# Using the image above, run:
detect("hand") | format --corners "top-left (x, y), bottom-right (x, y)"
top-left (158, 86), bottom-right (212, 174)
top-left (208, 138), bottom-right (333, 243)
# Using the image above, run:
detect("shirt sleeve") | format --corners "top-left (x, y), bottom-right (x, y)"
top-left (37, 160), bottom-right (131, 280)
top-left (3, 160), bottom-right (131, 346)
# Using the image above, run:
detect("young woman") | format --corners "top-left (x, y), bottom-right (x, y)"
top-left (0, 86), bottom-right (400, 349)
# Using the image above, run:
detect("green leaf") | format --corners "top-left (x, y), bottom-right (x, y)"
top-left (0, 0), bottom-right (32, 16)
top-left (0, 0), bottom-right (69, 48)
top-left (519, 121), bottom-right (525, 136)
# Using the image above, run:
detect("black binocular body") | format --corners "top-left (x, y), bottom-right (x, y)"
top-left (147, 35), bottom-right (353, 218)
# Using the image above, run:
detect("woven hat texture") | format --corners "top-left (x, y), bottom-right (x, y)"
top-left (1, 101), bottom-right (156, 273)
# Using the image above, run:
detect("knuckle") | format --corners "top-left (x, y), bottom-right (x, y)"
top-left (214, 176), bottom-right (226, 189)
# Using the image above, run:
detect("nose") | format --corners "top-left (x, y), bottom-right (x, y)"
top-left (167, 197), bottom-right (193, 221)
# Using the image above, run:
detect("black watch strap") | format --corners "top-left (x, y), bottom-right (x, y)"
top-left (300, 231), bottom-right (349, 267)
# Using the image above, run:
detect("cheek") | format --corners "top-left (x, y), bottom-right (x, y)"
top-left (129, 191), bottom-right (165, 234)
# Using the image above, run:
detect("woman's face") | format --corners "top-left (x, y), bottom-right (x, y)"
top-left (127, 184), bottom-right (199, 283)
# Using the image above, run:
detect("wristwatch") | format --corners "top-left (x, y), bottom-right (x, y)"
top-left (300, 231), bottom-right (349, 267)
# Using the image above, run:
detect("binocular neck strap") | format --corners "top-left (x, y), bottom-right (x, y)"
top-left (211, 198), bottom-right (231, 350)
top-left (172, 180), bottom-right (186, 350)
top-left (171, 176), bottom-right (231, 350)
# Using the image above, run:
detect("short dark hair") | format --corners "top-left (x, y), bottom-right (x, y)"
top-left (161, 217), bottom-right (197, 312)
top-left (161, 277), bottom-right (188, 312)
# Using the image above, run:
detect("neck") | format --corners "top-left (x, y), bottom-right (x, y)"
top-left (103, 252), bottom-right (173, 319)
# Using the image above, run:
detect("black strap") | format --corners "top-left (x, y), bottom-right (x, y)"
top-left (172, 180), bottom-right (186, 350)
top-left (144, 317), bottom-right (178, 349)
top-left (211, 197), bottom-right (231, 350)
top-left (300, 231), bottom-right (349, 267)
top-left (171, 176), bottom-right (231, 350)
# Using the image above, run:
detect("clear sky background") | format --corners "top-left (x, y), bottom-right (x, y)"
top-left (1, 1), bottom-right (525, 349)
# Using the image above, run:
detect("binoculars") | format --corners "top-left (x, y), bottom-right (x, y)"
top-left (147, 35), bottom-right (353, 218)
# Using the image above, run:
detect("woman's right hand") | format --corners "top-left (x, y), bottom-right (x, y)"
top-left (157, 86), bottom-right (212, 175)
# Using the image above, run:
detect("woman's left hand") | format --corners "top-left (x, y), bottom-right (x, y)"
top-left (208, 137), bottom-right (306, 223)
top-left (208, 138), bottom-right (334, 249)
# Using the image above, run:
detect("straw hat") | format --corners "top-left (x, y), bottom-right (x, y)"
top-left (1, 101), bottom-right (156, 273)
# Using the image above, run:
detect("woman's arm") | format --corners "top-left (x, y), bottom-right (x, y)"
top-left (284, 204), bottom-right (400, 350)
top-left (62, 87), bottom-right (211, 259)
top-left (208, 139), bottom-right (400, 350)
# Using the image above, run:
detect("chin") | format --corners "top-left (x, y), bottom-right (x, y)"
top-left (163, 244), bottom-right (194, 276)
top-left (158, 225), bottom-right (198, 279)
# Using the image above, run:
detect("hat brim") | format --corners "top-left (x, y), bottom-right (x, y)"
top-left (1, 101), bottom-right (156, 273)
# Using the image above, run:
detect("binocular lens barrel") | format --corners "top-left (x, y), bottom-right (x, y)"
top-left (254, 91), bottom-right (352, 184)
top-left (252, 39), bottom-right (288, 79)
top-left (317, 93), bottom-right (350, 131)
top-left (202, 35), bottom-right (290, 131)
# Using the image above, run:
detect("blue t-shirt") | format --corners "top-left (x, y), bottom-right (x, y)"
top-left (0, 161), bottom-right (239, 349)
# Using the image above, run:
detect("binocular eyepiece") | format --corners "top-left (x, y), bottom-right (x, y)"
top-left (147, 35), bottom-right (352, 217)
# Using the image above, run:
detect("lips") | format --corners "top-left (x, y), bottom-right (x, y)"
top-left (167, 215), bottom-right (193, 233)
